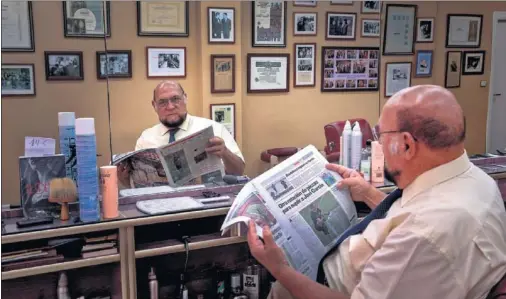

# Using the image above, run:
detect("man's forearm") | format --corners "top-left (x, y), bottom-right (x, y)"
top-left (222, 149), bottom-right (245, 175)
top-left (364, 186), bottom-right (387, 209)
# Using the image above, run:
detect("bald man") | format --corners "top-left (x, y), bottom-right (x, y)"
top-left (248, 85), bottom-right (506, 299)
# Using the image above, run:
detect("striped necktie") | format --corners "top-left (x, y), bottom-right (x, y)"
top-left (168, 128), bottom-right (179, 144)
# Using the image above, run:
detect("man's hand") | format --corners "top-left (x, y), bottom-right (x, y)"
top-left (117, 162), bottom-right (131, 187)
top-left (247, 220), bottom-right (289, 276)
top-left (205, 137), bottom-right (227, 158)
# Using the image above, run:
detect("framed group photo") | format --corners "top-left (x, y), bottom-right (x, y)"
top-left (294, 43), bottom-right (316, 87)
top-left (445, 51), bottom-right (462, 88)
top-left (326, 12), bottom-right (356, 40)
top-left (211, 54), bottom-right (235, 93)
top-left (385, 62), bottom-right (411, 97)
top-left (361, 19), bottom-right (380, 37)
top-left (137, 1), bottom-right (189, 37)
top-left (294, 12), bottom-right (317, 36)
top-left (252, 1), bottom-right (287, 47)
top-left (1, 1), bottom-right (34, 51)
top-left (208, 7), bottom-right (235, 44)
top-left (146, 47), bottom-right (186, 78)
top-left (210, 103), bottom-right (236, 139)
top-left (383, 4), bottom-right (417, 55)
top-left (247, 53), bottom-right (289, 93)
top-left (416, 18), bottom-right (434, 43)
top-left (462, 51), bottom-right (485, 75)
top-left (414, 50), bottom-right (433, 77)
top-left (63, 0), bottom-right (111, 37)
top-left (96, 50), bottom-right (132, 79)
top-left (446, 14), bottom-right (482, 48)
top-left (44, 51), bottom-right (84, 81)
top-left (1, 64), bottom-right (36, 96)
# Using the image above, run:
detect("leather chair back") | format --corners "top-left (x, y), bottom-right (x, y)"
top-left (487, 273), bottom-right (506, 299)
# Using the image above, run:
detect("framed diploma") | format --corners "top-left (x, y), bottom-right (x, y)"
top-left (146, 47), bottom-right (186, 78)
top-left (385, 62), bottom-right (411, 97)
top-left (446, 14), bottom-right (482, 48)
top-left (252, 1), bottom-right (287, 47)
top-left (137, 1), bottom-right (189, 37)
top-left (247, 53), bottom-right (289, 93)
top-left (445, 51), bottom-right (462, 88)
top-left (294, 43), bottom-right (316, 87)
top-left (1, 64), bottom-right (36, 96)
top-left (1, 1), bottom-right (34, 51)
top-left (211, 55), bottom-right (235, 93)
top-left (210, 103), bottom-right (236, 139)
top-left (63, 1), bottom-right (111, 37)
top-left (382, 4), bottom-right (417, 55)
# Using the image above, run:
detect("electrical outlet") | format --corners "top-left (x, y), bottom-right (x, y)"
top-left (480, 80), bottom-right (487, 87)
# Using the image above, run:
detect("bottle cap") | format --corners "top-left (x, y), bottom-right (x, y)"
top-left (58, 271), bottom-right (68, 286)
top-left (149, 267), bottom-right (156, 280)
top-left (231, 273), bottom-right (241, 287)
top-left (58, 112), bottom-right (75, 126)
top-left (344, 120), bottom-right (352, 130)
top-left (75, 118), bottom-right (95, 135)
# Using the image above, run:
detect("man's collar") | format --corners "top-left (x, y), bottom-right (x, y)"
top-left (157, 113), bottom-right (192, 136)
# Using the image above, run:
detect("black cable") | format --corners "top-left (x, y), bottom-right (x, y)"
top-left (101, 1), bottom-right (114, 165)
top-left (179, 236), bottom-right (190, 298)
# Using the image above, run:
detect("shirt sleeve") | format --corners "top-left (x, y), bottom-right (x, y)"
top-left (216, 123), bottom-right (245, 162)
top-left (135, 134), bottom-right (146, 151)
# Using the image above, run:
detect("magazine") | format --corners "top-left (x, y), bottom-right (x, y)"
top-left (221, 145), bottom-right (357, 280)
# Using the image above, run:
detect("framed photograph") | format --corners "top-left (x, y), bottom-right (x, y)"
top-left (96, 50), bottom-right (132, 79)
top-left (414, 50), bottom-right (433, 77)
top-left (326, 12), bottom-right (356, 40)
top-left (44, 51), bottom-right (84, 81)
top-left (247, 53), bottom-right (289, 93)
top-left (1, 64), bottom-right (36, 96)
top-left (385, 62), bottom-right (411, 97)
top-left (208, 7), bottom-right (235, 44)
top-left (362, 1), bottom-right (381, 14)
top-left (1, 1), bottom-right (34, 51)
top-left (446, 14), bottom-right (482, 48)
top-left (210, 103), bottom-right (236, 139)
top-left (294, 12), bottom-right (317, 36)
top-left (63, 1), bottom-right (110, 37)
top-left (321, 47), bottom-right (380, 92)
top-left (294, 43), bottom-right (316, 87)
top-left (383, 4), bottom-right (416, 55)
top-left (252, 1), bottom-right (287, 47)
top-left (294, 1), bottom-right (317, 7)
top-left (445, 51), bottom-right (462, 88)
top-left (211, 54), bottom-right (235, 93)
top-left (137, 1), bottom-right (189, 37)
top-left (330, 1), bottom-right (353, 5)
top-left (462, 50), bottom-right (485, 75)
top-left (416, 18), bottom-right (434, 43)
top-left (361, 19), bottom-right (380, 37)
top-left (146, 47), bottom-right (186, 78)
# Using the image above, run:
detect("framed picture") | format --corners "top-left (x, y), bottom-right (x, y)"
top-left (1, 1), bottom-right (34, 51)
top-left (361, 19), bottom-right (380, 37)
top-left (446, 14), bottom-right (482, 48)
top-left (63, 1), bottom-right (110, 37)
top-left (383, 4), bottom-right (416, 55)
top-left (361, 1), bottom-right (381, 14)
top-left (462, 50), bottom-right (485, 75)
top-left (294, 1), bottom-right (317, 7)
top-left (211, 54), bottom-right (235, 93)
top-left (321, 47), bottom-right (380, 92)
top-left (210, 103), bottom-right (236, 139)
top-left (208, 7), bottom-right (235, 44)
top-left (385, 62), bottom-right (411, 97)
top-left (44, 51), bottom-right (84, 81)
top-left (330, 1), bottom-right (353, 5)
top-left (247, 53), bottom-right (289, 93)
top-left (96, 50), bottom-right (132, 79)
top-left (294, 12), bottom-right (317, 36)
top-left (326, 12), bottom-right (356, 40)
top-left (416, 18), bottom-right (434, 43)
top-left (414, 50), bottom-right (433, 77)
top-left (146, 47), bottom-right (186, 78)
top-left (252, 1), bottom-right (287, 47)
top-left (445, 51), bottom-right (462, 88)
top-left (1, 64), bottom-right (36, 96)
top-left (294, 43), bottom-right (316, 87)
top-left (137, 1), bottom-right (189, 37)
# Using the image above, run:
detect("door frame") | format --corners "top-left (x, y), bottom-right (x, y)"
top-left (486, 11), bottom-right (506, 152)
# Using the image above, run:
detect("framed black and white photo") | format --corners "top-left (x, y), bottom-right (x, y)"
top-left (446, 14), bottom-right (482, 48)
top-left (96, 50), bottom-right (132, 79)
top-left (247, 53), bottom-right (289, 93)
top-left (294, 43), bottom-right (316, 87)
top-left (252, 1), bottom-right (286, 47)
top-left (294, 1), bottom-right (317, 7)
top-left (326, 12), bottom-right (356, 40)
top-left (45, 51), bottom-right (84, 81)
top-left (137, 1), bottom-right (189, 37)
top-left (1, 64), bottom-right (36, 96)
top-left (63, 1), bottom-right (110, 37)
top-left (208, 7), bottom-right (235, 44)
top-left (462, 51), bottom-right (485, 75)
top-left (383, 4), bottom-right (416, 55)
top-left (362, 1), bottom-right (381, 14)
top-left (210, 103), bottom-right (236, 139)
top-left (361, 19), bottom-right (380, 37)
top-left (385, 62), bottom-right (411, 97)
top-left (146, 47), bottom-right (186, 78)
top-left (445, 51), bottom-right (462, 88)
top-left (416, 18), bottom-right (434, 43)
top-left (415, 50), bottom-right (433, 77)
top-left (1, 1), bottom-right (34, 51)
top-left (294, 12), bottom-right (317, 36)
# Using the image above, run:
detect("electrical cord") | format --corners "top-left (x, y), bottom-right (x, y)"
top-left (179, 236), bottom-right (190, 299)
top-left (101, 1), bottom-right (114, 165)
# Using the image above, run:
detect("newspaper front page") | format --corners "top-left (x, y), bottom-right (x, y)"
top-left (221, 145), bottom-right (357, 280)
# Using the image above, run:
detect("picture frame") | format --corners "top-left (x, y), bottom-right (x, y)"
top-left (361, 1), bottom-right (381, 14)
top-left (330, 1), bottom-right (353, 5)
top-left (294, 43), bottom-right (316, 87)
top-left (462, 50), bottom-right (485, 75)
top-left (1, 1), bottom-right (35, 52)
top-left (211, 54), bottom-right (235, 93)
top-left (146, 47), bottom-right (186, 78)
top-left (445, 51), bottom-right (462, 88)
top-left (137, 1), bottom-right (189, 37)
top-left (383, 4), bottom-right (417, 55)
top-left (361, 19), bottom-right (380, 38)
top-left (44, 51), bottom-right (84, 81)
top-left (252, 1), bottom-right (287, 47)
top-left (247, 53), bottom-right (290, 93)
top-left (385, 62), bottom-right (411, 97)
top-left (416, 18), bottom-right (434, 43)
top-left (63, 1), bottom-right (111, 38)
top-left (326, 12), bottom-right (356, 40)
top-left (208, 7), bottom-right (235, 44)
top-left (210, 103), bottom-right (236, 139)
top-left (293, 1), bottom-right (317, 7)
top-left (446, 14), bottom-right (483, 48)
top-left (414, 50), bottom-right (433, 78)
top-left (293, 12), bottom-right (317, 36)
top-left (321, 46), bottom-right (380, 92)
top-left (1, 64), bottom-right (36, 96)
top-left (96, 50), bottom-right (132, 79)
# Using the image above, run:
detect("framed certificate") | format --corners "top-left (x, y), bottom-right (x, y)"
top-left (137, 1), bottom-right (189, 37)
top-left (446, 14), bottom-right (482, 48)
top-left (1, 1), bottom-right (34, 51)
top-left (1, 64), bottom-right (36, 96)
top-left (210, 103), bottom-right (236, 139)
top-left (385, 62), bottom-right (411, 97)
top-left (294, 43), bottom-right (316, 87)
top-left (252, 1), bottom-right (287, 47)
top-left (382, 4), bottom-right (417, 55)
top-left (247, 54), bottom-right (289, 93)
top-left (146, 47), bottom-right (186, 78)
top-left (63, 1), bottom-right (111, 37)
top-left (211, 55), bottom-right (235, 93)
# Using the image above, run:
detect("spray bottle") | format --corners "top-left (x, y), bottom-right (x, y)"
top-left (342, 120), bottom-right (352, 168)
top-left (149, 267), bottom-right (158, 299)
top-left (350, 121), bottom-right (363, 171)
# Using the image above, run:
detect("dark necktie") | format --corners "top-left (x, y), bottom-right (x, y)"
top-left (168, 128), bottom-right (179, 144)
top-left (316, 188), bottom-right (403, 284)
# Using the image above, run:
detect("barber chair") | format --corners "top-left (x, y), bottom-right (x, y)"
top-left (487, 273), bottom-right (506, 299)
top-left (323, 118), bottom-right (375, 163)
top-left (260, 147), bottom-right (299, 169)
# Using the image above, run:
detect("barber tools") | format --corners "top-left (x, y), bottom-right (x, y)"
top-left (49, 178), bottom-right (77, 221)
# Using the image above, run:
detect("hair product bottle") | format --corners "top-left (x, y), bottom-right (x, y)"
top-left (58, 112), bottom-right (77, 185)
top-left (149, 267), bottom-right (159, 299)
top-left (342, 120), bottom-right (352, 168)
top-left (371, 141), bottom-right (385, 183)
top-left (360, 140), bottom-right (372, 182)
top-left (100, 165), bottom-right (119, 219)
top-left (350, 121), bottom-right (363, 171)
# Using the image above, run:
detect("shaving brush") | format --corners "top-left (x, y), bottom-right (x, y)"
top-left (49, 178), bottom-right (77, 221)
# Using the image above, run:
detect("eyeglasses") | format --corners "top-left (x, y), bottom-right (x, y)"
top-left (372, 126), bottom-right (418, 143)
top-left (156, 95), bottom-right (185, 108)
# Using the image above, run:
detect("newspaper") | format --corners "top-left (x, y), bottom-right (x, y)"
top-left (221, 145), bottom-right (357, 280)
top-left (112, 126), bottom-right (225, 188)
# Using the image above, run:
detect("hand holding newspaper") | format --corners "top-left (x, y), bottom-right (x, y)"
top-left (221, 145), bottom-right (358, 280)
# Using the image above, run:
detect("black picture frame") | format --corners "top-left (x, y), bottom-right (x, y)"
top-left (416, 17), bottom-right (434, 43)
top-left (95, 50), bottom-right (132, 79)
top-left (62, 1), bottom-right (111, 38)
top-left (137, 1), bottom-right (189, 37)
top-left (445, 14), bottom-right (483, 48)
top-left (1, 1), bottom-right (35, 52)
top-left (44, 51), bottom-right (84, 81)
top-left (462, 50), bottom-right (486, 75)
top-left (382, 4), bottom-right (417, 55)
top-left (251, 1), bottom-right (287, 48)
top-left (1, 64), bottom-right (36, 96)
top-left (444, 51), bottom-right (462, 88)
